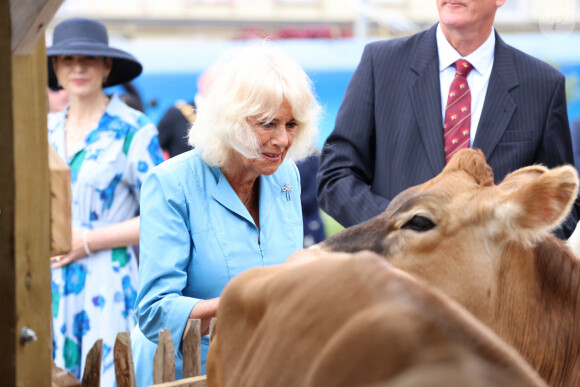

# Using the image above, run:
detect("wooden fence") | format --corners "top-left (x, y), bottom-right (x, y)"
top-left (52, 318), bottom-right (216, 387)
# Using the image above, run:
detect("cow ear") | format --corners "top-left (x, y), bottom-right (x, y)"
top-left (444, 149), bottom-right (494, 186)
top-left (498, 165), bottom-right (548, 194)
top-left (501, 165), bottom-right (578, 232)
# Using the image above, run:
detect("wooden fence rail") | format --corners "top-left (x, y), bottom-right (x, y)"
top-left (52, 318), bottom-right (215, 387)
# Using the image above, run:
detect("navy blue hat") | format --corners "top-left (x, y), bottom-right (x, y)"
top-left (47, 18), bottom-right (142, 89)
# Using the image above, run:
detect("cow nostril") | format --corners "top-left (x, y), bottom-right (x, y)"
top-left (402, 215), bottom-right (435, 232)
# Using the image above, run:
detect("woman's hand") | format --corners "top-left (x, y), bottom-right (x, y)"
top-left (50, 217), bottom-right (140, 269)
top-left (189, 298), bottom-right (220, 337)
top-left (50, 228), bottom-right (88, 269)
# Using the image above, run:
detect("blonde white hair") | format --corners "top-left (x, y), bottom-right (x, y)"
top-left (188, 44), bottom-right (321, 167)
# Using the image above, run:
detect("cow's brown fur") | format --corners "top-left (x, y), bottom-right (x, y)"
top-left (495, 238), bottom-right (580, 386)
top-left (320, 149), bottom-right (580, 386)
top-left (207, 251), bottom-right (546, 387)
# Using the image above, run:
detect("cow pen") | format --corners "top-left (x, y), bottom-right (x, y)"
top-left (52, 318), bottom-right (216, 387)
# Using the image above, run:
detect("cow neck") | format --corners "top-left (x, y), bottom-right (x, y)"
top-left (495, 237), bottom-right (580, 386)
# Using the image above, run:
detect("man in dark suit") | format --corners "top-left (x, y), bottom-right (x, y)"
top-left (317, 0), bottom-right (578, 238)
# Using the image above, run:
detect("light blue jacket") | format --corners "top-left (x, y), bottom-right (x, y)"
top-left (131, 149), bottom-right (303, 386)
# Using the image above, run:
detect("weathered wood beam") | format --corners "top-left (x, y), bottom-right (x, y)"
top-left (52, 361), bottom-right (82, 386)
top-left (82, 339), bottom-right (103, 387)
top-left (10, 0), bottom-right (64, 55)
top-left (182, 319), bottom-right (202, 379)
top-left (49, 143), bottom-right (71, 256)
top-left (2, 1), bottom-right (65, 385)
top-left (149, 375), bottom-right (207, 387)
top-left (115, 331), bottom-right (137, 387)
top-left (13, 36), bottom-right (53, 386)
top-left (0, 0), bottom-right (17, 382)
top-left (209, 318), bottom-right (217, 343)
top-left (154, 329), bottom-right (177, 384)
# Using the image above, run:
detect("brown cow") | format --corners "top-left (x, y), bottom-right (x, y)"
top-left (314, 148), bottom-right (580, 386)
top-left (207, 251), bottom-right (546, 387)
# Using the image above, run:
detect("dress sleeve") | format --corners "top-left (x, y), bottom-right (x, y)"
top-left (135, 166), bottom-right (200, 349)
top-left (124, 117), bottom-right (165, 200)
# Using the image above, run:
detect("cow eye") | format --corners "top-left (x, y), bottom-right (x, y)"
top-left (402, 215), bottom-right (435, 232)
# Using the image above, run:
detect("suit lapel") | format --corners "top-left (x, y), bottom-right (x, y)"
top-left (473, 33), bottom-right (519, 158)
top-left (409, 25), bottom-right (446, 175)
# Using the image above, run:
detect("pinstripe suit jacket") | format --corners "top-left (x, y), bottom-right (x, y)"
top-left (317, 24), bottom-right (578, 238)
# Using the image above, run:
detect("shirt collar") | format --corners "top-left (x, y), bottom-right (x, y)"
top-left (437, 23), bottom-right (495, 75)
top-left (105, 93), bottom-right (123, 116)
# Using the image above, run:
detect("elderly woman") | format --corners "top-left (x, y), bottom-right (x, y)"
top-left (47, 18), bottom-right (163, 386)
top-left (131, 44), bottom-right (320, 385)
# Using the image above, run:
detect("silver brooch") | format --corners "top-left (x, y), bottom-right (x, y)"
top-left (282, 182), bottom-right (293, 201)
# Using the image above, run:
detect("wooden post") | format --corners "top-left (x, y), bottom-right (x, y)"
top-left (12, 35), bottom-right (54, 387)
top-left (49, 143), bottom-right (71, 255)
top-left (182, 319), bottom-right (202, 378)
top-left (153, 329), bottom-right (176, 384)
top-left (0, 14), bottom-right (56, 385)
top-left (2, 1), bottom-right (67, 385)
top-left (114, 331), bottom-right (137, 387)
top-left (209, 318), bottom-right (217, 343)
top-left (81, 339), bottom-right (103, 387)
top-left (51, 362), bottom-right (81, 387)
top-left (0, 1), bottom-right (17, 384)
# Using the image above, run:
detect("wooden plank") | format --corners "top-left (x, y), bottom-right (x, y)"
top-left (81, 339), bottom-right (103, 387)
top-left (148, 375), bottom-right (207, 387)
top-left (209, 318), bottom-right (217, 343)
top-left (49, 143), bottom-right (71, 255)
top-left (114, 331), bottom-right (137, 387)
top-left (153, 329), bottom-right (176, 384)
top-left (52, 361), bottom-right (81, 387)
top-left (10, 0), bottom-right (65, 55)
top-left (0, 0), bottom-right (16, 383)
top-left (1, 1), bottom-right (64, 385)
top-left (13, 36), bottom-right (53, 386)
top-left (182, 319), bottom-right (201, 379)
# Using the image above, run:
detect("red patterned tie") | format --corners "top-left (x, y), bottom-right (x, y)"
top-left (444, 59), bottom-right (473, 163)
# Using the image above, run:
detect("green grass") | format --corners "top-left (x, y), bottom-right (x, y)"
top-left (320, 210), bottom-right (344, 238)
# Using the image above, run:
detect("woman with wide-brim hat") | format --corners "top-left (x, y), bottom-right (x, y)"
top-left (47, 17), bottom-right (163, 385)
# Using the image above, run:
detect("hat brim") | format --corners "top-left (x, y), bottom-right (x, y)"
top-left (47, 44), bottom-right (143, 89)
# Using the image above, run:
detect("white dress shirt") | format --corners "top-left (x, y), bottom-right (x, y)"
top-left (437, 24), bottom-right (495, 146)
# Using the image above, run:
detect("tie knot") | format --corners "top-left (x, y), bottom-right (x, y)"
top-left (455, 59), bottom-right (473, 77)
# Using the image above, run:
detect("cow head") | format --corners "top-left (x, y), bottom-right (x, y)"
top-left (317, 149), bottom-right (579, 323)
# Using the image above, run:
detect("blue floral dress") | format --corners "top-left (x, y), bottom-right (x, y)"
top-left (48, 94), bottom-right (164, 386)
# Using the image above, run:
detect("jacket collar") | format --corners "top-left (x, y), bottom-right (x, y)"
top-left (409, 26), bottom-right (519, 172)
top-left (210, 161), bottom-right (293, 226)
top-left (409, 24), bottom-right (446, 174)
top-left (472, 31), bottom-right (519, 158)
